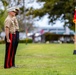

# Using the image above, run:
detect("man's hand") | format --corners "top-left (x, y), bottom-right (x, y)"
top-left (7, 39), bottom-right (11, 43)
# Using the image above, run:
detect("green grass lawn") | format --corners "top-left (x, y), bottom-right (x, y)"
top-left (0, 43), bottom-right (76, 75)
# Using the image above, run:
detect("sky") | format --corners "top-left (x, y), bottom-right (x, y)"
top-left (26, 0), bottom-right (64, 28)
top-left (0, 1), bottom-right (4, 10)
top-left (33, 14), bottom-right (64, 28)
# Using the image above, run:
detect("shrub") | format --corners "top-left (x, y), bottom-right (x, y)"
top-left (0, 40), bottom-right (5, 44)
top-left (0, 39), bottom-right (33, 44)
top-left (19, 38), bottom-right (33, 43)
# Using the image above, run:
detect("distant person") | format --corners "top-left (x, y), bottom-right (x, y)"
top-left (4, 7), bottom-right (16, 68)
top-left (60, 36), bottom-right (64, 43)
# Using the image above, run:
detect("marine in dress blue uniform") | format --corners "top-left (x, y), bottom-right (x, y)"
top-left (12, 7), bottom-right (20, 67)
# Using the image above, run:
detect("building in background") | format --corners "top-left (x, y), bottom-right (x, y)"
top-left (0, 26), bottom-right (74, 43)
top-left (29, 26), bottom-right (74, 43)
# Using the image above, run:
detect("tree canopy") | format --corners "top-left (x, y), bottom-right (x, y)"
top-left (0, 0), bottom-right (8, 32)
top-left (0, 0), bottom-right (35, 32)
top-left (28, 0), bottom-right (75, 31)
top-left (0, 0), bottom-right (75, 32)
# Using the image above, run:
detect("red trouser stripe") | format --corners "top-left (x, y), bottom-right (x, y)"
top-left (10, 34), bottom-right (15, 66)
top-left (10, 48), bottom-right (14, 66)
top-left (6, 34), bottom-right (12, 68)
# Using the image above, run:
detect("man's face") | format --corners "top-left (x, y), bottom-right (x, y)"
top-left (9, 11), bottom-right (16, 16)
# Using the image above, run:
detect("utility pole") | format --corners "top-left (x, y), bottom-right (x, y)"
top-left (23, 0), bottom-right (34, 44)
top-left (23, 0), bottom-right (28, 45)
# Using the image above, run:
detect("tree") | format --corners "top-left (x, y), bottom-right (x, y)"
top-left (0, 0), bottom-right (8, 32)
top-left (0, 0), bottom-right (35, 32)
top-left (28, 0), bottom-right (75, 31)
